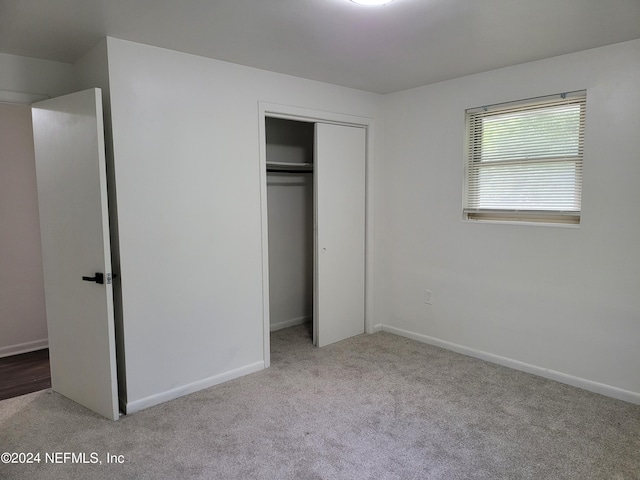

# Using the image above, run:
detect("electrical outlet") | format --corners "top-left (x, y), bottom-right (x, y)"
top-left (424, 289), bottom-right (433, 305)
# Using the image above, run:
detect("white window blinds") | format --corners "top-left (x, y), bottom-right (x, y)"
top-left (464, 91), bottom-right (586, 224)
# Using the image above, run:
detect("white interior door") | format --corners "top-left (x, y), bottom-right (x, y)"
top-left (314, 123), bottom-right (366, 347)
top-left (32, 88), bottom-right (119, 420)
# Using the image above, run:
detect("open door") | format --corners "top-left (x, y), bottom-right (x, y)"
top-left (32, 88), bottom-right (119, 420)
top-left (314, 123), bottom-right (366, 347)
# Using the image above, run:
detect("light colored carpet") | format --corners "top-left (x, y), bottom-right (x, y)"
top-left (1, 324), bottom-right (639, 480)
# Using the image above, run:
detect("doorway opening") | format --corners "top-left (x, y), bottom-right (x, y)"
top-left (0, 101), bottom-right (51, 400)
top-left (1, 90), bottom-right (123, 420)
top-left (265, 118), bottom-right (315, 348)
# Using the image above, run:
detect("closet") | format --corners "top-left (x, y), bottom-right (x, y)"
top-left (266, 118), bottom-right (314, 337)
top-left (264, 116), bottom-right (366, 348)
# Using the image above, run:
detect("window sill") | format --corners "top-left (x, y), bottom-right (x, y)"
top-left (462, 217), bottom-right (581, 229)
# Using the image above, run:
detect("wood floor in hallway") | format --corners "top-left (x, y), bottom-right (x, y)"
top-left (0, 349), bottom-right (50, 401)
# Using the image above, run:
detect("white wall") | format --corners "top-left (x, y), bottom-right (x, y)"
top-left (104, 38), bottom-right (383, 412)
top-left (266, 118), bottom-right (314, 331)
top-left (0, 104), bottom-right (47, 357)
top-left (0, 52), bottom-right (74, 98)
top-left (380, 39), bottom-right (640, 402)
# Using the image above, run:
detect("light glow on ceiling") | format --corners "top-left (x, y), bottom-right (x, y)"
top-left (350, 0), bottom-right (394, 6)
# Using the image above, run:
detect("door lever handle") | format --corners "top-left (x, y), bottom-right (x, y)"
top-left (82, 272), bottom-right (104, 284)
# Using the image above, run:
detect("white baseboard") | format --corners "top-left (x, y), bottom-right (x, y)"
top-left (125, 361), bottom-right (265, 414)
top-left (381, 324), bottom-right (640, 405)
top-left (270, 315), bottom-right (311, 332)
top-left (0, 338), bottom-right (48, 358)
top-left (372, 323), bottom-right (383, 333)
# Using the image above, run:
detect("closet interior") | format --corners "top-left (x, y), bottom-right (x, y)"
top-left (265, 117), bottom-right (314, 340)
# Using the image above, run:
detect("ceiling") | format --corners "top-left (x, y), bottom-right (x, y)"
top-left (1, 0), bottom-right (640, 94)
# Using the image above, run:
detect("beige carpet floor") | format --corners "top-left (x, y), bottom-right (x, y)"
top-left (1, 324), bottom-right (639, 479)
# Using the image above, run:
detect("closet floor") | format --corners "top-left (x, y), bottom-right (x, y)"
top-left (270, 322), bottom-right (314, 359)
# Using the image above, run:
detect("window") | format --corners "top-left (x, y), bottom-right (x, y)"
top-left (464, 91), bottom-right (586, 224)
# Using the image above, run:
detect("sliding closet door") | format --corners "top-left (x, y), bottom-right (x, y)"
top-left (314, 123), bottom-right (366, 347)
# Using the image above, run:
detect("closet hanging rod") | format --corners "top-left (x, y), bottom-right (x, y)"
top-left (265, 161), bottom-right (314, 173)
top-left (266, 168), bottom-right (313, 174)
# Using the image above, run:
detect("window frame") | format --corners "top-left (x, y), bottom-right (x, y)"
top-left (463, 91), bottom-right (587, 225)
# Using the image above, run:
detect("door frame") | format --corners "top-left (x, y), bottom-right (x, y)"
top-left (258, 102), bottom-right (376, 367)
